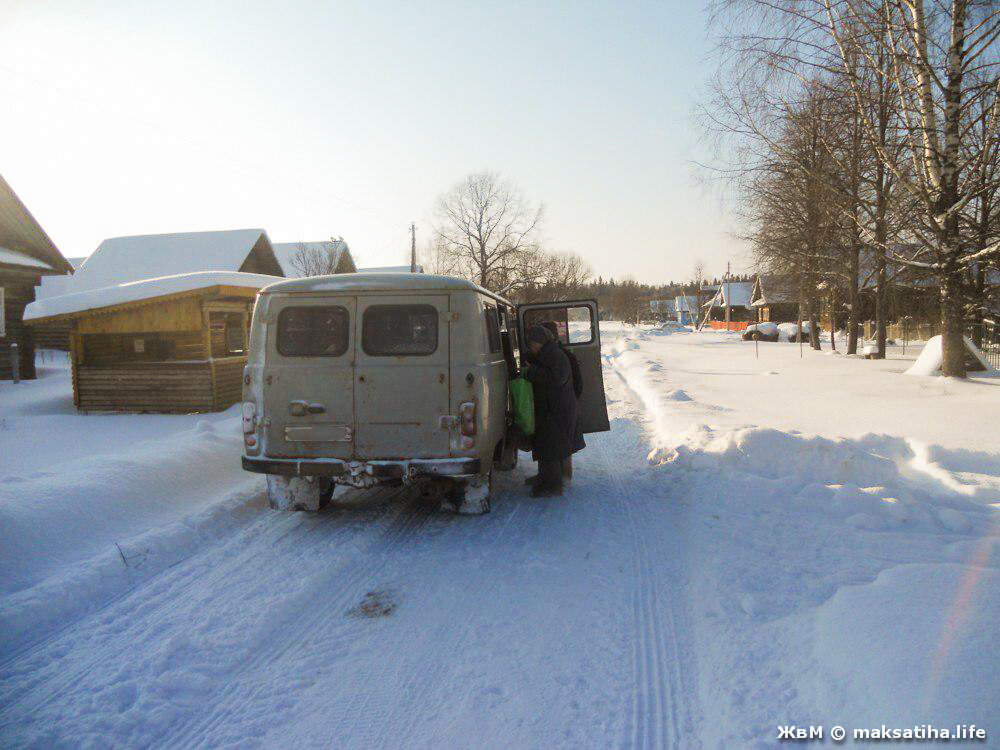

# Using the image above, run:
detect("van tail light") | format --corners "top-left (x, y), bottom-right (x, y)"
top-left (242, 401), bottom-right (258, 449)
top-left (460, 402), bottom-right (477, 437)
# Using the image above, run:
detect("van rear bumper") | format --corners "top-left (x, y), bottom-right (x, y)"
top-left (242, 455), bottom-right (482, 481)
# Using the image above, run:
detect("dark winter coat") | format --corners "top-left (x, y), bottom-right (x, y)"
top-left (526, 340), bottom-right (581, 462)
top-left (562, 344), bottom-right (584, 400)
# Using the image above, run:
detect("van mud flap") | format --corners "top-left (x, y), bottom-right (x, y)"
top-left (266, 475), bottom-right (324, 512)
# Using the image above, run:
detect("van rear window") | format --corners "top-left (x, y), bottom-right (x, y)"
top-left (277, 306), bottom-right (350, 357)
top-left (362, 304), bottom-right (438, 356)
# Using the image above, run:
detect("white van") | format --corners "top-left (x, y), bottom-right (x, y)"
top-left (241, 273), bottom-right (609, 513)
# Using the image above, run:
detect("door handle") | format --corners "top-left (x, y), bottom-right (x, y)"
top-left (289, 400), bottom-right (326, 416)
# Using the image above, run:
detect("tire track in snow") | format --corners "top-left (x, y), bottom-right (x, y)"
top-left (0, 485), bottom-right (421, 745)
top-left (165, 488), bottom-right (430, 747)
top-left (603, 359), bottom-right (699, 749)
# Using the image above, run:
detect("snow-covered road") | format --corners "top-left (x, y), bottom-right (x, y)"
top-left (1, 357), bottom-right (704, 748)
top-left (2, 329), bottom-right (997, 748)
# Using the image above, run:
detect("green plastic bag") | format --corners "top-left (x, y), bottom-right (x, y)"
top-left (509, 376), bottom-right (535, 436)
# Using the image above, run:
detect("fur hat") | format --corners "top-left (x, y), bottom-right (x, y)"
top-left (526, 324), bottom-right (553, 345)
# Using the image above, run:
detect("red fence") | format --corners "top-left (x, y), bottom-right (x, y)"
top-left (705, 321), bottom-right (749, 332)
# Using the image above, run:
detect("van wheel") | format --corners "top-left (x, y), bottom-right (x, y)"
top-left (443, 472), bottom-right (492, 515)
top-left (266, 475), bottom-right (322, 512)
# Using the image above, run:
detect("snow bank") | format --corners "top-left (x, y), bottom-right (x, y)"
top-left (602, 326), bottom-right (999, 742)
top-left (810, 563), bottom-right (999, 728)
top-left (23, 271), bottom-right (282, 320)
top-left (905, 334), bottom-right (994, 376)
top-left (744, 322), bottom-right (778, 337)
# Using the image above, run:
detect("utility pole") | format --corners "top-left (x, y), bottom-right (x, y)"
top-left (410, 222), bottom-right (416, 273)
top-left (725, 261), bottom-right (731, 332)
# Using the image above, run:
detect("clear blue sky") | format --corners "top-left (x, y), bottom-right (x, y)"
top-left (0, 0), bottom-right (743, 284)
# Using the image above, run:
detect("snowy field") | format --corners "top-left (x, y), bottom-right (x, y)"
top-left (1, 330), bottom-right (997, 748)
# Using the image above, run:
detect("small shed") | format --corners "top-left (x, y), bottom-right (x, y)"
top-left (24, 229), bottom-right (284, 412)
top-left (0, 173), bottom-right (74, 378)
top-left (25, 272), bottom-right (281, 412)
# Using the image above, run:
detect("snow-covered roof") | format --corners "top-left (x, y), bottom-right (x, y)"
top-left (272, 240), bottom-right (354, 278)
top-left (750, 274), bottom-right (797, 306)
top-left (24, 271), bottom-right (282, 322)
top-left (0, 173), bottom-right (72, 274)
top-left (704, 282), bottom-right (753, 308)
top-left (67, 229), bottom-right (277, 293)
top-left (0, 246), bottom-right (52, 270)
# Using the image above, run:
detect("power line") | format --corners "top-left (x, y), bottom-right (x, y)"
top-left (356, 229), bottom-right (411, 267)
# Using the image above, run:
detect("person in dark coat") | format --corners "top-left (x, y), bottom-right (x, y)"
top-left (523, 325), bottom-right (579, 497)
top-left (541, 321), bottom-right (585, 479)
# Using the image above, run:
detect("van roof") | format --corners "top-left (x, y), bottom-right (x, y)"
top-left (261, 272), bottom-right (512, 305)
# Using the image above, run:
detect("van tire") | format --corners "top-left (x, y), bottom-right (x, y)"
top-left (265, 475), bottom-right (323, 512)
top-left (444, 472), bottom-right (492, 515)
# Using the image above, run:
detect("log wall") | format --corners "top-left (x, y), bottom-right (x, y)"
top-left (0, 274), bottom-right (39, 379)
top-left (76, 357), bottom-right (246, 413)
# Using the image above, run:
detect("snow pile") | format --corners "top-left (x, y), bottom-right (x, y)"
top-left (905, 334), bottom-right (994, 376)
top-left (777, 321), bottom-right (811, 341)
top-left (744, 322), bottom-right (778, 337)
top-left (24, 271), bottom-right (282, 320)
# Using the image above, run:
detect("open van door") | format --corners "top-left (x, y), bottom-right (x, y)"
top-left (517, 299), bottom-right (610, 433)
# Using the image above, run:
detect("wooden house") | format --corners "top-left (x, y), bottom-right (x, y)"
top-left (0, 173), bottom-right (74, 379)
top-left (749, 274), bottom-right (799, 323)
top-left (24, 229), bottom-right (283, 412)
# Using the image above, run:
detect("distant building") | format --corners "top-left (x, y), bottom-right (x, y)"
top-left (0, 172), bottom-right (73, 378)
top-left (674, 295), bottom-right (699, 325)
top-left (701, 281), bottom-right (755, 327)
top-left (749, 274), bottom-right (799, 323)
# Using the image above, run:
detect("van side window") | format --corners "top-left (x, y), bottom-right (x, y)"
top-left (277, 306), bottom-right (350, 357)
top-left (484, 304), bottom-right (502, 353)
top-left (362, 304), bottom-right (438, 356)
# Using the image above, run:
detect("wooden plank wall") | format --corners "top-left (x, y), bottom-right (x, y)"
top-left (210, 357), bottom-right (246, 410)
top-left (0, 275), bottom-right (39, 379)
top-left (77, 361), bottom-right (216, 413)
top-left (76, 357), bottom-right (247, 413)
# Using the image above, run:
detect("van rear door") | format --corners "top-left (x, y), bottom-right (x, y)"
top-left (354, 295), bottom-right (451, 458)
top-left (263, 296), bottom-right (356, 459)
top-left (517, 299), bottom-right (610, 433)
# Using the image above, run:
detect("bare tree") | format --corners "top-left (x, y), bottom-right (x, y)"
top-left (288, 237), bottom-right (349, 277)
top-left (693, 259), bottom-right (707, 288)
top-left (430, 171), bottom-right (545, 295)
